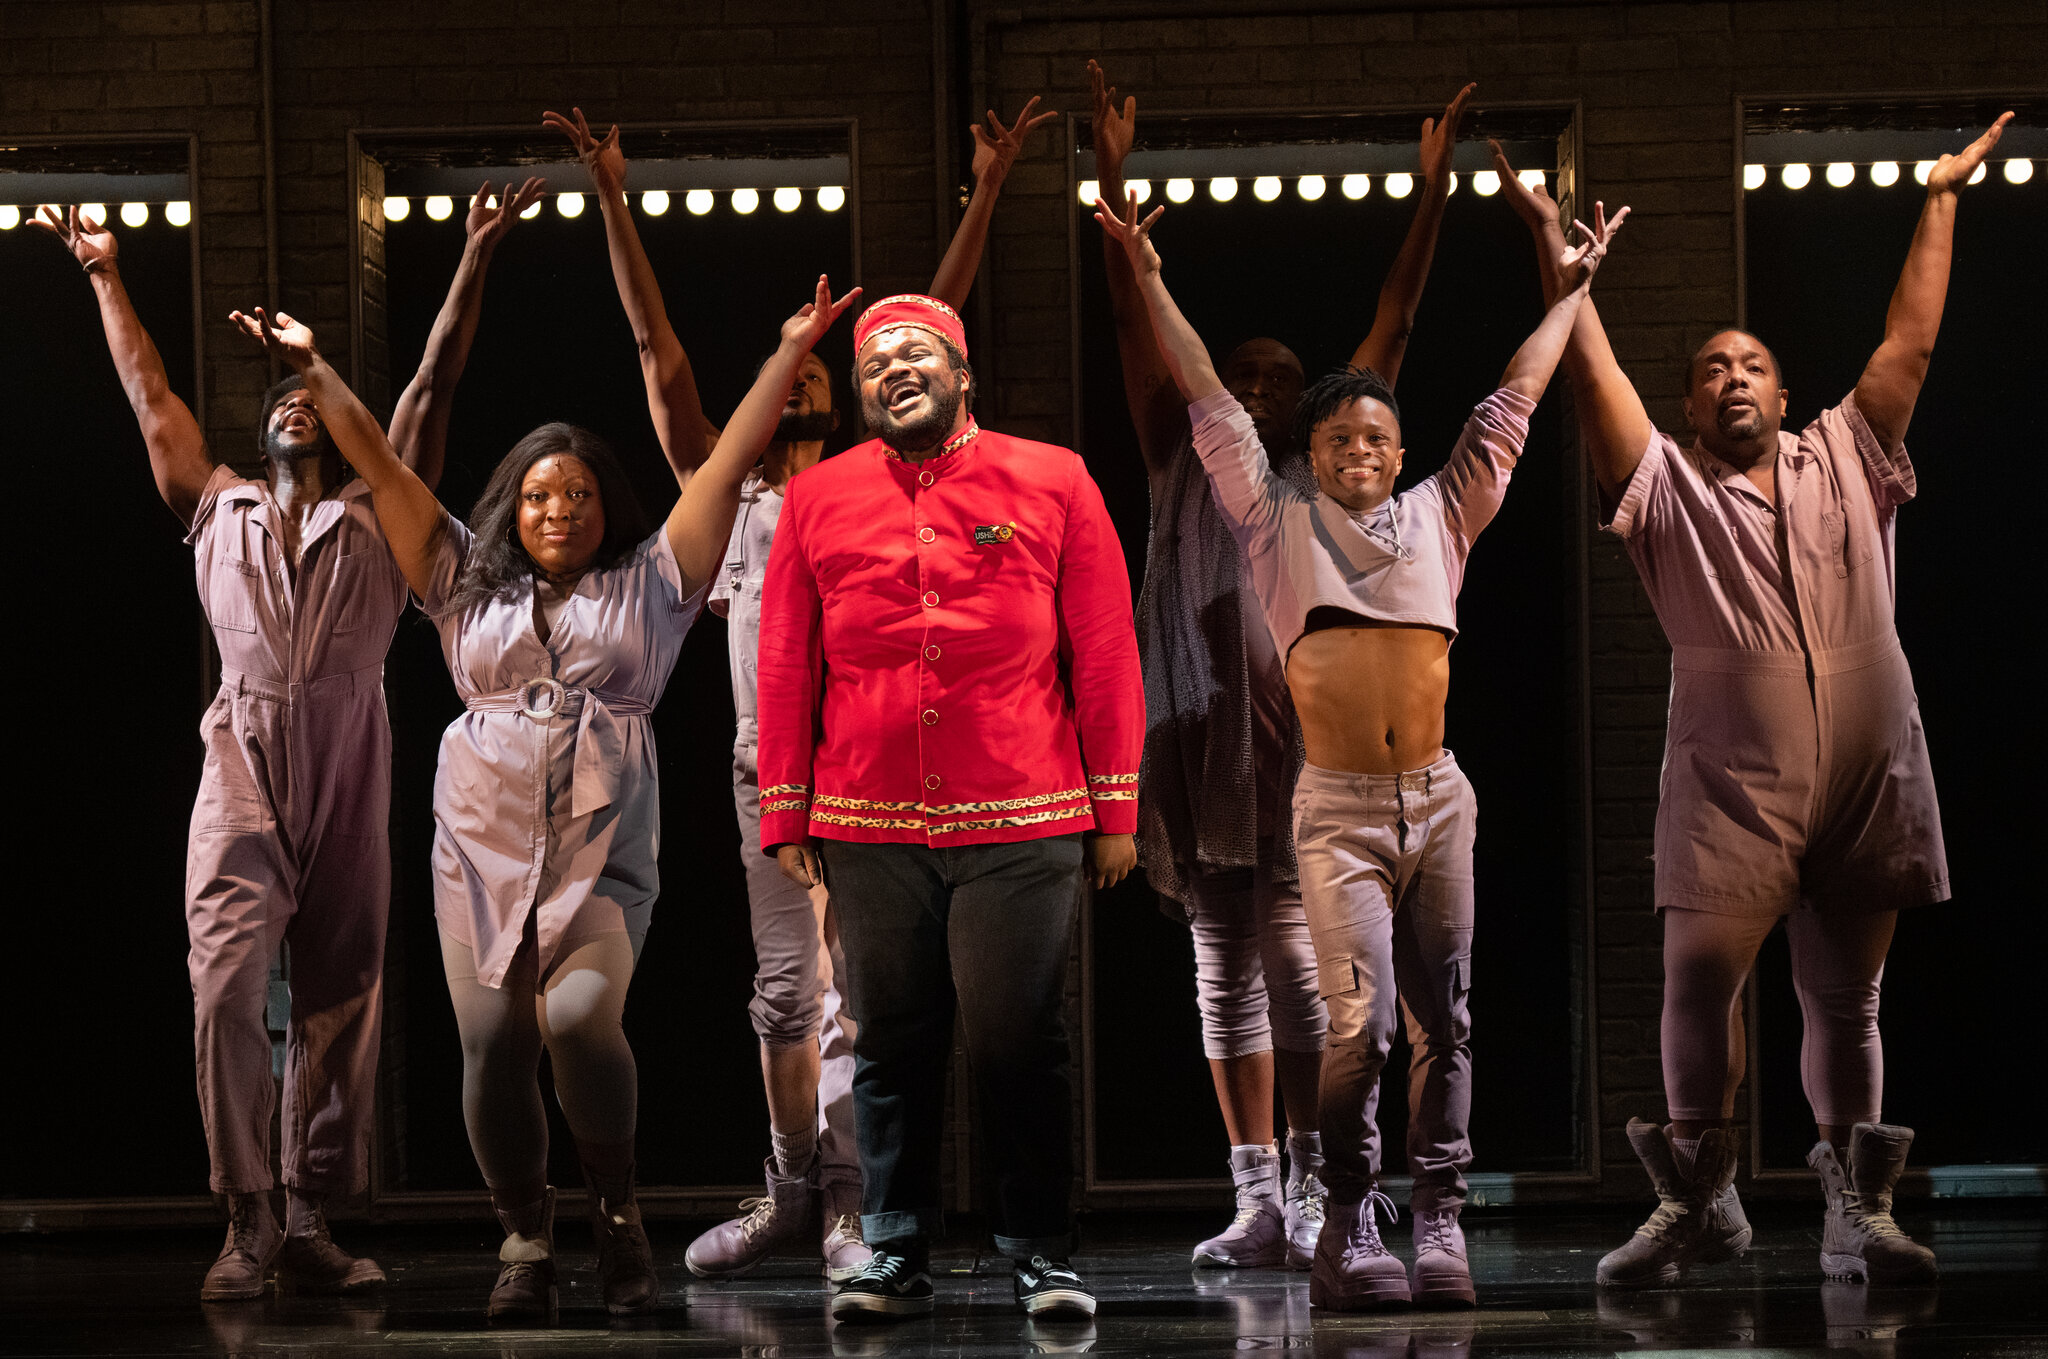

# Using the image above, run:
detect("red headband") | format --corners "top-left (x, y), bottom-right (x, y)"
top-left (853, 294), bottom-right (967, 360)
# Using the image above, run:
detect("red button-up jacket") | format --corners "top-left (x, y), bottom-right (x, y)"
top-left (756, 421), bottom-right (1143, 851)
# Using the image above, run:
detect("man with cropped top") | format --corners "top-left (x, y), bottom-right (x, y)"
top-left (1098, 187), bottom-right (1623, 1310)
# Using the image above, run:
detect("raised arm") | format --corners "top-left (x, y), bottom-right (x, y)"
top-left (1492, 142), bottom-right (1650, 502)
top-left (1088, 59), bottom-right (1185, 483)
top-left (1855, 112), bottom-right (2012, 454)
top-left (1498, 203), bottom-right (1627, 403)
top-left (1350, 83), bottom-right (1472, 384)
top-left (1095, 190), bottom-right (1221, 406)
top-left (35, 206), bottom-right (212, 525)
top-left (928, 96), bottom-right (1056, 309)
top-left (387, 178), bottom-right (545, 492)
top-left (664, 276), bottom-right (860, 593)
top-left (229, 307), bottom-right (447, 598)
top-left (544, 106), bottom-right (714, 481)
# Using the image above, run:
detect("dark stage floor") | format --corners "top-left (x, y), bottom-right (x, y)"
top-left (6, 1202), bottom-right (2044, 1356)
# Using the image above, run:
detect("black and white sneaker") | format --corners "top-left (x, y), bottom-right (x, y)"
top-left (830, 1251), bottom-right (934, 1322)
top-left (1014, 1255), bottom-right (1096, 1318)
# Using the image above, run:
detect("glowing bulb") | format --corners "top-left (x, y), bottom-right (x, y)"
top-left (686, 189), bottom-right (714, 215)
top-left (1781, 163), bottom-right (1811, 189)
top-left (556, 192), bottom-right (585, 218)
top-left (730, 189), bottom-right (757, 214)
top-left (1824, 162), bottom-right (1855, 188)
top-left (1384, 173), bottom-right (1414, 199)
top-left (1743, 163), bottom-right (1766, 190)
top-left (1166, 178), bottom-right (1194, 203)
top-left (1252, 176), bottom-right (1281, 202)
top-left (1297, 175), bottom-right (1326, 201)
top-left (1968, 162), bottom-right (1986, 185)
top-left (0, 206), bottom-right (18, 230)
top-left (1519, 169), bottom-right (1547, 192)
top-left (165, 200), bottom-right (190, 227)
top-left (1445, 172), bottom-right (1459, 194)
top-left (1209, 177), bottom-right (1238, 202)
top-left (1869, 161), bottom-right (1900, 187)
top-left (817, 186), bottom-right (845, 211)
top-left (773, 187), bottom-right (801, 212)
top-left (382, 195), bottom-right (410, 221)
top-left (80, 202), bottom-right (108, 227)
top-left (1473, 170), bottom-right (1501, 196)
top-left (519, 199), bottom-right (540, 219)
top-left (120, 202), bottom-right (149, 227)
top-left (424, 195), bottom-right (454, 220)
top-left (1126, 179), bottom-right (1151, 204)
top-left (642, 189), bottom-right (671, 215)
top-left (1077, 179), bottom-right (1098, 206)
top-left (484, 195), bottom-right (498, 210)
top-left (2005, 158), bottom-right (2035, 185)
top-left (1914, 160), bottom-right (1934, 185)
top-left (1341, 174), bottom-right (1370, 199)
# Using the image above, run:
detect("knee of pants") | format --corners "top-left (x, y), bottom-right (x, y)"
top-left (1269, 993), bottom-right (1330, 1054)
top-left (1195, 968), bottom-right (1273, 1061)
top-left (749, 976), bottom-right (826, 1048)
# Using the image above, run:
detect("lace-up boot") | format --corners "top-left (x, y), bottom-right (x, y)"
top-left (1309, 1190), bottom-right (1411, 1310)
top-left (275, 1199), bottom-right (385, 1295)
top-left (587, 1187), bottom-right (659, 1314)
top-left (685, 1156), bottom-right (817, 1278)
top-left (820, 1176), bottom-right (873, 1283)
top-left (1192, 1145), bottom-right (1286, 1267)
top-left (200, 1191), bottom-right (284, 1301)
top-left (1808, 1124), bottom-right (1938, 1286)
top-left (1411, 1205), bottom-right (1475, 1307)
top-left (1282, 1146), bottom-right (1327, 1270)
top-left (488, 1188), bottom-right (557, 1322)
top-left (1597, 1120), bottom-right (1749, 1287)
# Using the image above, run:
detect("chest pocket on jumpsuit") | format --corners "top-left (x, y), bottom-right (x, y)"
top-left (209, 555), bottom-right (262, 633)
top-left (1822, 511), bottom-right (1874, 578)
top-left (327, 551), bottom-right (368, 634)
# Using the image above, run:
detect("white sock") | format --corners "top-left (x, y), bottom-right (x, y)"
top-left (771, 1126), bottom-right (818, 1179)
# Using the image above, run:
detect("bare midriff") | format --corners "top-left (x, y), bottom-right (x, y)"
top-left (1286, 610), bottom-right (1451, 776)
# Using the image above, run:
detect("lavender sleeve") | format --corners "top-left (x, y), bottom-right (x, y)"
top-left (1188, 389), bottom-right (1291, 542)
top-left (1425, 387), bottom-right (1538, 550)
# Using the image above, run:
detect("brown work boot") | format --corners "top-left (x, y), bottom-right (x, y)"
top-left (589, 1190), bottom-right (659, 1315)
top-left (276, 1213), bottom-right (386, 1294)
top-left (200, 1191), bottom-right (284, 1302)
top-left (488, 1188), bottom-right (557, 1322)
top-left (1597, 1120), bottom-right (1749, 1288)
top-left (1809, 1124), bottom-right (1938, 1286)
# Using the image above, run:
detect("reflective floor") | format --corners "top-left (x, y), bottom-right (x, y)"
top-left (5, 1202), bottom-right (2044, 1355)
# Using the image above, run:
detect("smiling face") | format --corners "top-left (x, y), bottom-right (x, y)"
top-left (857, 326), bottom-right (970, 454)
top-left (260, 387), bottom-right (336, 464)
top-left (1308, 395), bottom-right (1405, 514)
top-left (1223, 339), bottom-right (1305, 450)
top-left (516, 453), bottom-right (606, 581)
top-left (1684, 329), bottom-right (1787, 460)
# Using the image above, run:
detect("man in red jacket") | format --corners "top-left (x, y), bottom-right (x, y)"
top-left (756, 293), bottom-right (1143, 1323)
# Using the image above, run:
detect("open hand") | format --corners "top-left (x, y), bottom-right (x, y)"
top-left (1093, 187), bottom-right (1165, 275)
top-left (467, 176), bottom-right (548, 246)
top-left (228, 306), bottom-right (319, 371)
top-left (1086, 832), bottom-right (1137, 890)
top-left (1489, 139), bottom-right (1559, 231)
top-left (781, 274), bottom-right (862, 352)
top-left (1559, 200), bottom-right (1628, 289)
top-left (1087, 59), bottom-right (1137, 179)
top-left (1420, 83), bottom-right (1475, 184)
top-left (971, 94), bottom-right (1057, 187)
top-left (1926, 111), bottom-right (2014, 196)
top-left (32, 204), bottom-right (117, 272)
top-left (542, 106), bottom-right (625, 196)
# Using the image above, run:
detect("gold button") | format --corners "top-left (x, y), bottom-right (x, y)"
top-left (924, 774), bottom-right (941, 790)
top-left (918, 470), bottom-right (935, 487)
top-left (922, 591), bottom-right (939, 608)
top-left (919, 527), bottom-right (936, 543)
top-left (924, 644), bottom-right (941, 661)
top-left (921, 709), bottom-right (938, 725)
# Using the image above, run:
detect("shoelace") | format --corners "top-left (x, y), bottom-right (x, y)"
top-left (1846, 1193), bottom-right (1907, 1239)
top-left (847, 1253), bottom-right (916, 1287)
top-left (1415, 1210), bottom-right (1462, 1257)
top-left (826, 1212), bottom-right (864, 1244)
top-left (1027, 1255), bottom-right (1083, 1286)
top-left (1288, 1173), bottom-right (1327, 1225)
top-left (733, 1195), bottom-right (777, 1239)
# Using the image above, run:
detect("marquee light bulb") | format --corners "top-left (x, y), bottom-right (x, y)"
top-left (1743, 163), bottom-right (1766, 190)
top-left (1968, 162), bottom-right (1986, 185)
top-left (1781, 163), bottom-right (1811, 189)
top-left (166, 200), bottom-right (191, 226)
top-left (1384, 173), bottom-right (1414, 199)
top-left (1914, 160), bottom-right (1934, 185)
top-left (80, 202), bottom-right (108, 226)
top-left (1473, 170), bottom-right (1501, 196)
top-left (687, 189), bottom-right (715, 215)
top-left (382, 195), bottom-right (410, 221)
top-left (1252, 176), bottom-right (1281, 202)
top-left (1166, 177), bottom-right (1194, 203)
top-left (1341, 174), bottom-right (1370, 199)
top-left (642, 189), bottom-right (671, 215)
top-left (556, 192), bottom-right (585, 218)
top-left (2005, 158), bottom-right (2035, 185)
top-left (1127, 178), bottom-right (1151, 204)
top-left (1445, 172), bottom-right (1459, 194)
top-left (1869, 161), bottom-right (1900, 187)
top-left (0, 206), bottom-right (18, 230)
top-left (1077, 179), bottom-right (1098, 206)
top-left (1209, 177), bottom-right (1238, 202)
top-left (1297, 175), bottom-right (1326, 201)
top-left (730, 188), bottom-right (758, 215)
top-left (1825, 162), bottom-right (1855, 188)
top-left (520, 199), bottom-right (540, 219)
top-left (773, 187), bottom-right (801, 212)
top-left (816, 186), bottom-right (845, 211)
top-left (1519, 169), bottom-right (1547, 192)
top-left (424, 195), bottom-right (454, 220)
top-left (121, 201), bottom-right (149, 227)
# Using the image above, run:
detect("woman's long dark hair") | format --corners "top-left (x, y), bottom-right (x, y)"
top-left (445, 422), bottom-right (655, 614)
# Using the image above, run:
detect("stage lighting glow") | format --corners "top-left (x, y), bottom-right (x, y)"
top-left (1444, 172), bottom-right (1458, 194)
top-left (1870, 161), bottom-right (1900, 187)
top-left (1166, 178), bottom-right (1194, 203)
top-left (1077, 179), bottom-right (1099, 206)
top-left (1210, 177), bottom-right (1238, 202)
top-left (121, 202), bottom-right (149, 227)
top-left (773, 187), bottom-right (801, 212)
top-left (643, 189), bottom-right (671, 215)
top-left (1341, 174), bottom-right (1370, 199)
top-left (1473, 170), bottom-right (1501, 196)
top-left (81, 202), bottom-right (108, 226)
top-left (730, 188), bottom-right (757, 214)
top-left (165, 201), bottom-right (191, 227)
top-left (1520, 169), bottom-right (1547, 192)
top-left (1781, 163), bottom-right (1811, 189)
top-left (557, 192), bottom-right (585, 218)
top-left (520, 200), bottom-right (540, 219)
top-left (2006, 158), bottom-right (2035, 185)
top-left (1252, 176), bottom-right (1281, 201)
top-left (1127, 178), bottom-right (1152, 204)
top-left (1384, 173), bottom-right (1414, 199)
top-left (424, 195), bottom-right (454, 220)
top-left (1743, 163), bottom-right (1766, 190)
top-left (382, 195), bottom-right (410, 221)
top-left (1914, 160), bottom-right (1934, 185)
top-left (0, 206), bottom-right (18, 230)
top-left (1825, 162), bottom-right (1855, 188)
top-left (817, 186), bottom-right (845, 211)
top-left (1969, 162), bottom-right (1986, 185)
top-left (686, 190), bottom-right (715, 215)
top-left (1297, 175), bottom-right (1326, 201)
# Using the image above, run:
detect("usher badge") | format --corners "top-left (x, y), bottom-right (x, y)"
top-left (974, 522), bottom-right (1017, 545)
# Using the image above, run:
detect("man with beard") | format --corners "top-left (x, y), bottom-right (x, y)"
top-left (755, 291), bottom-right (1143, 1322)
top-left (33, 185), bottom-right (533, 1299)
top-left (1490, 116), bottom-right (2008, 1291)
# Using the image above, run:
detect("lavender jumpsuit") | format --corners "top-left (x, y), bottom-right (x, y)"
top-left (185, 464), bottom-right (406, 1195)
top-left (419, 519), bottom-right (705, 987)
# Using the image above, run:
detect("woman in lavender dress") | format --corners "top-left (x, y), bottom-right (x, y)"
top-left (232, 275), bottom-right (858, 1320)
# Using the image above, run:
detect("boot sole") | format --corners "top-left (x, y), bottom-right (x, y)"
top-left (1192, 1246), bottom-right (1287, 1268)
top-left (1309, 1277), bottom-right (1412, 1310)
top-left (487, 1285), bottom-right (559, 1323)
top-left (199, 1280), bottom-right (271, 1303)
top-left (1412, 1278), bottom-right (1477, 1308)
top-left (1595, 1261), bottom-right (1681, 1289)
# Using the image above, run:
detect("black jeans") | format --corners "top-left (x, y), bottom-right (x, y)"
top-left (820, 834), bottom-right (1084, 1260)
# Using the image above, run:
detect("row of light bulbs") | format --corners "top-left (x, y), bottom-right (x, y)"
top-left (0, 201), bottom-right (192, 230)
top-left (1747, 159), bottom-right (2036, 190)
top-left (381, 185), bottom-right (847, 222)
top-left (1077, 169), bottom-right (1547, 206)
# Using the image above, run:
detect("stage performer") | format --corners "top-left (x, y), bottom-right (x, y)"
top-left (756, 293), bottom-right (1144, 1323)
top-left (227, 274), bottom-right (857, 1320)
top-left (1491, 115), bottom-right (2008, 1291)
top-left (1088, 59), bottom-right (1472, 1274)
top-left (34, 185), bottom-right (533, 1300)
top-left (1098, 185), bottom-right (1622, 1309)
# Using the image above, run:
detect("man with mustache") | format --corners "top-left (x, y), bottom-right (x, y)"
top-left (1489, 114), bottom-right (2009, 1290)
top-left (755, 292), bottom-right (1143, 1322)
